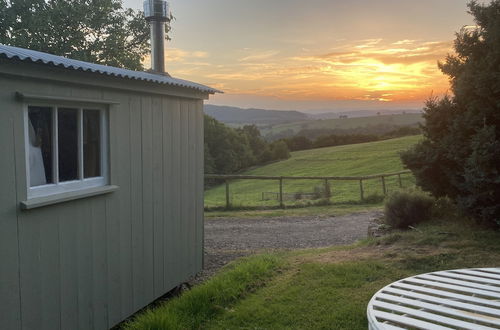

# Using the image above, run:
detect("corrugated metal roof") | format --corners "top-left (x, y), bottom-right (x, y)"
top-left (0, 44), bottom-right (221, 94)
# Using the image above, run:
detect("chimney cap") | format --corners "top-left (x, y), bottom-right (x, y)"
top-left (144, 0), bottom-right (170, 21)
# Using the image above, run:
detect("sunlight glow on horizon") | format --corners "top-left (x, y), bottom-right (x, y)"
top-left (130, 0), bottom-right (476, 110)
top-left (159, 38), bottom-right (452, 106)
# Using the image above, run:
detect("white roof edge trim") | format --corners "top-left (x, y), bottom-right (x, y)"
top-left (0, 44), bottom-right (222, 94)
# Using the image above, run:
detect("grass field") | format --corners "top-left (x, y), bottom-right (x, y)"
top-left (204, 135), bottom-right (422, 210)
top-left (125, 214), bottom-right (500, 329)
top-left (260, 113), bottom-right (423, 137)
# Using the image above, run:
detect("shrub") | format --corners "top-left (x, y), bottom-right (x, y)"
top-left (384, 189), bottom-right (435, 229)
top-left (432, 197), bottom-right (459, 220)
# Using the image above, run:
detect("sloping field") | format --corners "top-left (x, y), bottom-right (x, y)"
top-left (205, 135), bottom-right (422, 209)
top-left (262, 113), bottom-right (423, 137)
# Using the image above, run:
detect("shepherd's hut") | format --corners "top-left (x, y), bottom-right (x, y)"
top-left (0, 1), bottom-right (219, 329)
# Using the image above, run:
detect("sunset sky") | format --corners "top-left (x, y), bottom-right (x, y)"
top-left (125, 0), bottom-right (484, 112)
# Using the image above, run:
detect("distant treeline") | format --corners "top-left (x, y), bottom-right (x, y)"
top-left (281, 126), bottom-right (421, 152)
top-left (265, 123), bottom-right (421, 141)
top-left (205, 115), bottom-right (290, 174)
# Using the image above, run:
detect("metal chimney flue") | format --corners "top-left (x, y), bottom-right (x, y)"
top-left (144, 0), bottom-right (170, 74)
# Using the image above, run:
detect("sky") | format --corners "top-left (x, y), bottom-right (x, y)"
top-left (124, 0), bottom-right (484, 112)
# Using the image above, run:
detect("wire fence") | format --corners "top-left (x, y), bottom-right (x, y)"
top-left (204, 170), bottom-right (414, 210)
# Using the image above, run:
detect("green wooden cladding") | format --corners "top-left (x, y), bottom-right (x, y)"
top-left (0, 62), bottom-right (206, 330)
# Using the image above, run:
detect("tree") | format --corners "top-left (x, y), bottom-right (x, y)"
top-left (204, 115), bottom-right (291, 174)
top-left (401, 0), bottom-right (500, 226)
top-left (271, 141), bottom-right (290, 160)
top-left (0, 0), bottom-right (168, 70)
top-left (204, 115), bottom-right (255, 174)
top-left (283, 135), bottom-right (313, 151)
top-left (237, 125), bottom-right (267, 163)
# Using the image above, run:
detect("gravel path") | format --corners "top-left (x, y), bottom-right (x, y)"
top-left (191, 210), bottom-right (382, 284)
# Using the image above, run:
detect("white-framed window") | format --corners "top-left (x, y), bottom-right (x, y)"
top-left (25, 104), bottom-right (109, 199)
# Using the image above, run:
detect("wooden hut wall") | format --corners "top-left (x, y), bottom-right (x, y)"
top-left (0, 71), bottom-right (204, 330)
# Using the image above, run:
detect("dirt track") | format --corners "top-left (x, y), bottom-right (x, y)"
top-left (191, 210), bottom-right (382, 284)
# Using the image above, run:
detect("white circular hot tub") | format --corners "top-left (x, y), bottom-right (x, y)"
top-left (367, 268), bottom-right (500, 329)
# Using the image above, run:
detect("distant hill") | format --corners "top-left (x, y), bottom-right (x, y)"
top-left (262, 113), bottom-right (424, 140)
top-left (205, 104), bottom-right (423, 126)
top-left (204, 105), bottom-right (309, 125)
top-left (311, 109), bottom-right (422, 120)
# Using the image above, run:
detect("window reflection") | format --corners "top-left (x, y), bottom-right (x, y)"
top-left (83, 110), bottom-right (101, 178)
top-left (58, 108), bottom-right (78, 182)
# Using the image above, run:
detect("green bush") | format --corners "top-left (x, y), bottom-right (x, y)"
top-left (432, 197), bottom-right (459, 220)
top-left (384, 189), bottom-right (435, 229)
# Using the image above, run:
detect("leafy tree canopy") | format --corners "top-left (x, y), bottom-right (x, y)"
top-left (0, 0), bottom-right (168, 70)
top-left (204, 116), bottom-right (290, 176)
top-left (401, 1), bottom-right (500, 226)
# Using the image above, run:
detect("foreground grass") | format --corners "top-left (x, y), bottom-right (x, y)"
top-left (205, 135), bottom-right (421, 210)
top-left (125, 217), bottom-right (500, 330)
top-left (124, 255), bottom-right (284, 330)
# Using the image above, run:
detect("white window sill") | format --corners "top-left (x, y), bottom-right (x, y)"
top-left (20, 185), bottom-right (119, 210)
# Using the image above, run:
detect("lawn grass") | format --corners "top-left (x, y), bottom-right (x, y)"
top-left (123, 254), bottom-right (284, 330)
top-left (205, 135), bottom-right (421, 211)
top-left (125, 216), bottom-right (500, 330)
top-left (206, 261), bottom-right (400, 330)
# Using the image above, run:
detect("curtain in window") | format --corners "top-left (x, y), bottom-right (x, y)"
top-left (29, 121), bottom-right (47, 186)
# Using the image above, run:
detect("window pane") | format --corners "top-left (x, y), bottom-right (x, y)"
top-left (58, 108), bottom-right (78, 182)
top-left (28, 106), bottom-right (53, 186)
top-left (83, 110), bottom-right (101, 178)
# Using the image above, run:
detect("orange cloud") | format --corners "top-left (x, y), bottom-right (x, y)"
top-left (164, 39), bottom-right (452, 103)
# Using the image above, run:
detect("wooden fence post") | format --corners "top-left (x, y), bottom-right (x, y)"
top-left (204, 171), bottom-right (411, 210)
top-left (324, 179), bottom-right (330, 198)
top-left (279, 177), bottom-right (284, 208)
top-left (359, 179), bottom-right (364, 201)
top-left (225, 180), bottom-right (230, 209)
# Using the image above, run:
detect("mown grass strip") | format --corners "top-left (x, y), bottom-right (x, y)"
top-left (123, 254), bottom-right (285, 330)
top-left (205, 261), bottom-right (404, 330)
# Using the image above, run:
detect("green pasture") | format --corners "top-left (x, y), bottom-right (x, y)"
top-left (204, 135), bottom-right (422, 209)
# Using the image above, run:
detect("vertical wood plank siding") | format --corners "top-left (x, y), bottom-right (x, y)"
top-left (0, 74), bottom-right (205, 330)
top-left (195, 100), bottom-right (205, 271)
top-left (0, 85), bottom-right (22, 330)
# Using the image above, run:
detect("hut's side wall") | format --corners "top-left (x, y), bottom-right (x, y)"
top-left (0, 73), bottom-right (23, 330)
top-left (0, 72), bottom-right (204, 330)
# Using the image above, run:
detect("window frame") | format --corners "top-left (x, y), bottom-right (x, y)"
top-left (24, 102), bottom-right (109, 199)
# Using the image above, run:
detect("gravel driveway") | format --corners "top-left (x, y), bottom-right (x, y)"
top-left (192, 210), bottom-right (382, 284)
